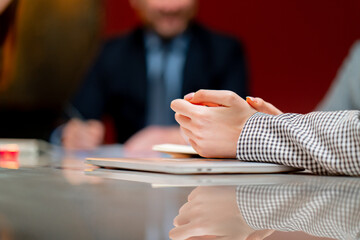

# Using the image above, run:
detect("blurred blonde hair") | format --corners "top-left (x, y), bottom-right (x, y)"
top-left (0, 0), bottom-right (17, 91)
top-left (0, 0), bottom-right (102, 108)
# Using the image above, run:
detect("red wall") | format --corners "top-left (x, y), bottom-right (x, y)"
top-left (103, 0), bottom-right (360, 113)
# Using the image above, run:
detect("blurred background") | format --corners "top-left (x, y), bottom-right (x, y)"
top-left (105, 0), bottom-right (360, 113)
top-left (1, 0), bottom-right (360, 140)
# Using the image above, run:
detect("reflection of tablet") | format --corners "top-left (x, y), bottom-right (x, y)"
top-left (152, 144), bottom-right (199, 158)
top-left (84, 168), bottom-right (306, 188)
top-left (85, 157), bottom-right (301, 175)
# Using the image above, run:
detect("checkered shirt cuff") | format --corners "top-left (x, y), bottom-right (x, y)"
top-left (237, 111), bottom-right (360, 176)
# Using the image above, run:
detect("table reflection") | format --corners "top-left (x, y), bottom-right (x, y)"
top-left (0, 142), bottom-right (358, 240)
top-left (171, 177), bottom-right (360, 240)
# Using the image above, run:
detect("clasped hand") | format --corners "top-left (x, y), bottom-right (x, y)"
top-left (170, 90), bottom-right (282, 158)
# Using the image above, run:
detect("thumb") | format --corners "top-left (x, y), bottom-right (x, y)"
top-left (186, 90), bottom-right (241, 107)
top-left (184, 91), bottom-right (219, 107)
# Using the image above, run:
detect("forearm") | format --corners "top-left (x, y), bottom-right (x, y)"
top-left (237, 111), bottom-right (360, 176)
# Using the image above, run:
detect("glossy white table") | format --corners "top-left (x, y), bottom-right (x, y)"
top-left (0, 144), bottom-right (356, 240)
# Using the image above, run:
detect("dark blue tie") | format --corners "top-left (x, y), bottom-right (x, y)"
top-left (147, 41), bottom-right (172, 125)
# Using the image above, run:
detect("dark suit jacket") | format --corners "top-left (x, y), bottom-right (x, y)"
top-left (72, 22), bottom-right (249, 143)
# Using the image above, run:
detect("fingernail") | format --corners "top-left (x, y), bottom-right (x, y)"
top-left (246, 96), bottom-right (257, 103)
top-left (184, 92), bottom-right (194, 101)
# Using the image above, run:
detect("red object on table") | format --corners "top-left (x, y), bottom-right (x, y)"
top-left (0, 144), bottom-right (19, 169)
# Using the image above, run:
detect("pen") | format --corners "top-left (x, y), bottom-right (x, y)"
top-left (66, 104), bottom-right (85, 120)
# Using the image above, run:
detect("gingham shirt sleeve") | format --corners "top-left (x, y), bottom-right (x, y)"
top-left (236, 181), bottom-right (360, 240)
top-left (237, 110), bottom-right (360, 176)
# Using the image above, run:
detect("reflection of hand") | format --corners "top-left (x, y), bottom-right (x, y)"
top-left (246, 97), bottom-right (283, 115)
top-left (170, 186), bottom-right (274, 240)
top-left (171, 90), bottom-right (257, 158)
top-left (124, 126), bottom-right (186, 152)
top-left (62, 118), bottom-right (105, 150)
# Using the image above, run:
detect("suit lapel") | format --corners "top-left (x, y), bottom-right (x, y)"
top-left (127, 28), bottom-right (148, 105)
top-left (182, 24), bottom-right (211, 96)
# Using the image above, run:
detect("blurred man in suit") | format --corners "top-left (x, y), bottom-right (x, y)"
top-left (61, 0), bottom-right (249, 151)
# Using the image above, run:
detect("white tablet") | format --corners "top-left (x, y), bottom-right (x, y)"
top-left (85, 157), bottom-right (301, 174)
top-left (85, 168), bottom-right (306, 187)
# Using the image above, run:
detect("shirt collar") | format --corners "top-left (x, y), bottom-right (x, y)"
top-left (144, 29), bottom-right (190, 53)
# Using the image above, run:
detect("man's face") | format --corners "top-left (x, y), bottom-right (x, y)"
top-left (130, 0), bottom-right (197, 38)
